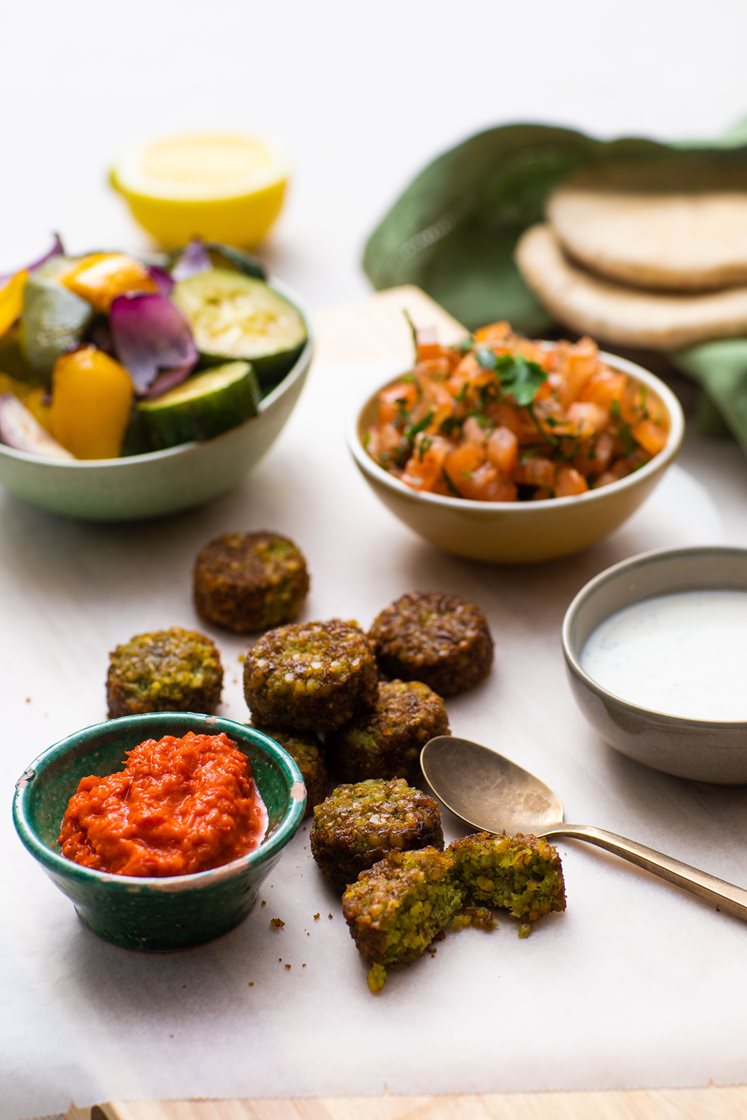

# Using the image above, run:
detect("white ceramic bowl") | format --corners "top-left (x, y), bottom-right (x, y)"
top-left (0, 283), bottom-right (312, 521)
top-left (349, 351), bottom-right (684, 564)
top-left (563, 546), bottom-right (747, 784)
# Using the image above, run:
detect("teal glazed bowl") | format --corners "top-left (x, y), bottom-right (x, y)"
top-left (12, 712), bottom-right (306, 950)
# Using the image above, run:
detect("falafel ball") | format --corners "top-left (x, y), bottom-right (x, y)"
top-left (449, 832), bottom-right (566, 923)
top-left (369, 590), bottom-right (494, 697)
top-left (310, 777), bottom-right (444, 892)
top-left (327, 679), bottom-right (449, 784)
top-left (342, 846), bottom-right (463, 989)
top-left (252, 726), bottom-right (328, 816)
top-left (193, 531), bottom-right (309, 634)
top-left (106, 627), bottom-right (223, 718)
top-left (243, 619), bottom-right (377, 734)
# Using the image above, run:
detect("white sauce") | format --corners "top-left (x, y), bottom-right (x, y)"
top-left (580, 589), bottom-right (747, 722)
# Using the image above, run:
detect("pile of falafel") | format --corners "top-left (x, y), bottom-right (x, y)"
top-left (104, 529), bottom-right (565, 991)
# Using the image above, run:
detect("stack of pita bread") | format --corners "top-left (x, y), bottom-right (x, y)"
top-left (515, 161), bottom-right (747, 350)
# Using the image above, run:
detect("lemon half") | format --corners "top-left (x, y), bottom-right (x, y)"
top-left (110, 132), bottom-right (289, 249)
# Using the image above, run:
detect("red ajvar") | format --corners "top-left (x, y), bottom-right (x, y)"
top-left (58, 731), bottom-right (267, 877)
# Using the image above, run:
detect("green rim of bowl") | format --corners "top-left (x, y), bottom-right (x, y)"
top-left (12, 711), bottom-right (307, 891)
top-left (349, 349), bottom-right (684, 513)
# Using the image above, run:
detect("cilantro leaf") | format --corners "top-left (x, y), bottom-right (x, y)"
top-left (475, 349), bottom-right (547, 406)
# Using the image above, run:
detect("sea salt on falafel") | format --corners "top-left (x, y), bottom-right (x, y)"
top-left (243, 619), bottom-right (377, 734)
top-left (310, 777), bottom-right (444, 893)
top-left (106, 627), bottom-right (223, 718)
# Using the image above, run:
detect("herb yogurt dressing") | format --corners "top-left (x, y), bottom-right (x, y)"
top-left (580, 589), bottom-right (747, 721)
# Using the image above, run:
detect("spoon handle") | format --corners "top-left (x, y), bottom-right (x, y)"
top-left (545, 823), bottom-right (747, 921)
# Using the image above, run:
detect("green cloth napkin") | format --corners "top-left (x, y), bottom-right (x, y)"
top-left (363, 120), bottom-right (747, 451)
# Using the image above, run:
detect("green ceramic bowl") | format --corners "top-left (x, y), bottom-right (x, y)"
top-left (12, 712), bottom-right (306, 950)
top-left (0, 282), bottom-right (312, 522)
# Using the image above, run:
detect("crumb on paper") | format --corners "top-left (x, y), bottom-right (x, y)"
top-left (238, 653), bottom-right (246, 663)
top-left (248, 981), bottom-right (255, 987)
top-left (25, 697), bottom-right (31, 704)
top-left (313, 913), bottom-right (320, 921)
top-left (328, 912), bottom-right (333, 920)
top-left (261, 900), bottom-right (267, 907)
top-left (270, 917), bottom-right (285, 929)
top-left (518, 922), bottom-right (532, 939)
top-left (285, 963), bottom-right (291, 971)
top-left (302, 963), bottom-right (307, 968)
top-left (367, 963), bottom-right (387, 993)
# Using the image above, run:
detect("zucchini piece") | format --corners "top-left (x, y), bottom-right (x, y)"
top-left (20, 263), bottom-right (94, 382)
top-left (171, 269), bottom-right (307, 388)
top-left (206, 242), bottom-right (267, 280)
top-left (138, 360), bottom-right (260, 448)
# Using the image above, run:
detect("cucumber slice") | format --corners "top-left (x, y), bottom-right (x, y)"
top-left (171, 269), bottom-right (307, 388)
top-left (21, 266), bottom-right (94, 382)
top-left (137, 360), bottom-right (260, 448)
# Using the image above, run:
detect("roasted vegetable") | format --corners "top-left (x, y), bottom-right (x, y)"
top-left (50, 346), bottom-right (134, 459)
top-left (60, 252), bottom-right (159, 313)
top-left (0, 392), bottom-right (72, 459)
top-left (137, 361), bottom-right (259, 448)
top-left (110, 291), bottom-right (197, 397)
top-left (172, 269), bottom-right (306, 387)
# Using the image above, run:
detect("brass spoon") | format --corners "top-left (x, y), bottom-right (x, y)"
top-left (421, 735), bottom-right (747, 921)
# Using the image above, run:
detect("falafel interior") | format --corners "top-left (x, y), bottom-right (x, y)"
top-left (449, 832), bottom-right (567, 922)
top-left (342, 847), bottom-right (463, 989)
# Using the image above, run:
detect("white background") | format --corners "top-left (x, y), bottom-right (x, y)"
top-left (4, 2), bottom-right (747, 1116)
top-left (2, 0), bottom-right (747, 305)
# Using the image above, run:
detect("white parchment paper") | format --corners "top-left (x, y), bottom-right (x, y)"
top-left (4, 360), bottom-right (746, 1118)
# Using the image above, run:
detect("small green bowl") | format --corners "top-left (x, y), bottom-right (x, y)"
top-left (12, 712), bottom-right (306, 950)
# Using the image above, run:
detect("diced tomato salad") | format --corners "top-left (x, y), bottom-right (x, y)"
top-left (364, 321), bottom-right (670, 502)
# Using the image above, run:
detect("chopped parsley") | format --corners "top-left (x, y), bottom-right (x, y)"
top-left (475, 349), bottom-right (548, 406)
top-left (405, 409), bottom-right (434, 443)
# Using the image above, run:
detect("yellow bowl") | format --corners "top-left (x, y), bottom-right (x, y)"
top-left (110, 132), bottom-right (289, 249)
top-left (349, 352), bottom-right (684, 564)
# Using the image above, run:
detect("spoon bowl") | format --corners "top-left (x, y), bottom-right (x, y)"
top-left (421, 735), bottom-right (747, 923)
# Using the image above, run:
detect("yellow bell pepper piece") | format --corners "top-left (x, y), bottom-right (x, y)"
top-left (60, 253), bottom-right (158, 312)
top-left (0, 270), bottom-right (29, 335)
top-left (50, 346), bottom-right (134, 459)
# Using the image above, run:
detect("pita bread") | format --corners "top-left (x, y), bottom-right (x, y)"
top-left (547, 161), bottom-right (747, 291)
top-left (515, 223), bottom-right (747, 350)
